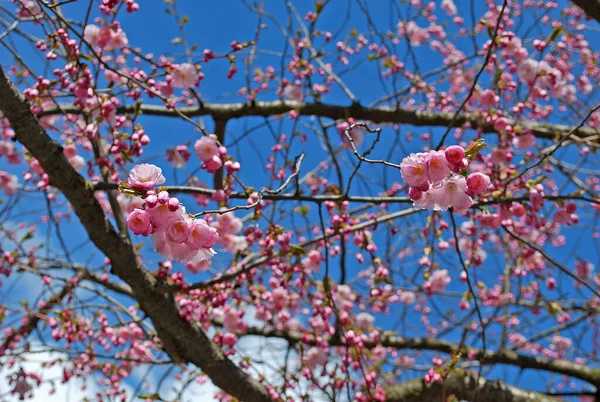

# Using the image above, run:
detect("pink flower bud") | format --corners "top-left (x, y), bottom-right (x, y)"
top-left (444, 145), bottom-right (465, 165)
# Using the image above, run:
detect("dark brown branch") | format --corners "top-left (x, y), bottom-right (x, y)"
top-left (0, 65), bottom-right (274, 402)
top-left (38, 100), bottom-right (600, 144)
top-left (384, 371), bottom-right (559, 402)
top-left (572, 0), bottom-right (600, 24)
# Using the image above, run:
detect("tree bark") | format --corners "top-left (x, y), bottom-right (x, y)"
top-left (385, 371), bottom-right (558, 402)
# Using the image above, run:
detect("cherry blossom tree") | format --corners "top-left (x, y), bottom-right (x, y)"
top-left (0, 0), bottom-right (599, 401)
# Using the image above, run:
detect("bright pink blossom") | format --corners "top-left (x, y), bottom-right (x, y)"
top-left (126, 208), bottom-right (152, 235)
top-left (400, 153), bottom-right (428, 188)
top-left (466, 172), bottom-right (491, 195)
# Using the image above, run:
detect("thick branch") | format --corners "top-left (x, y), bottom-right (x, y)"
top-left (384, 371), bottom-right (558, 402)
top-left (240, 325), bottom-right (600, 387)
top-left (39, 101), bottom-right (600, 144)
top-left (0, 66), bottom-right (274, 402)
top-left (572, 0), bottom-right (600, 24)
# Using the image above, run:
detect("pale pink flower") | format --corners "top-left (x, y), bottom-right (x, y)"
top-left (425, 269), bottom-right (450, 293)
top-left (466, 172), bottom-right (491, 195)
top-left (68, 155), bottom-right (86, 171)
top-left (171, 63), bottom-right (198, 89)
top-left (152, 229), bottom-right (195, 262)
top-left (284, 85), bottom-right (304, 102)
top-left (401, 21), bottom-right (429, 46)
top-left (194, 136), bottom-right (220, 162)
top-left (426, 151), bottom-right (450, 183)
top-left (221, 234), bottom-right (248, 254)
top-left (302, 250), bottom-right (322, 272)
top-left (185, 250), bottom-right (213, 273)
top-left (107, 25), bottom-right (128, 49)
top-left (517, 59), bottom-right (540, 84)
top-left (128, 163), bottom-right (166, 190)
top-left (148, 203), bottom-right (183, 228)
top-left (441, 0), bottom-right (457, 15)
top-left (400, 291), bottom-right (416, 305)
top-left (413, 190), bottom-right (439, 210)
top-left (513, 133), bottom-right (536, 149)
top-left (126, 209), bottom-right (152, 236)
top-left (400, 153), bottom-right (429, 189)
top-left (84, 25), bottom-right (102, 48)
top-left (304, 347), bottom-right (328, 369)
top-left (431, 176), bottom-right (473, 211)
top-left (355, 312), bottom-right (375, 330)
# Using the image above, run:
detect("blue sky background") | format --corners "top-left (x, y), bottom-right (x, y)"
top-left (1, 0), bottom-right (599, 400)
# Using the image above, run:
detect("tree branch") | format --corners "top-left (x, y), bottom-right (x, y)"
top-left (38, 100), bottom-right (600, 144)
top-left (571, 0), bottom-right (600, 24)
top-left (384, 371), bottom-right (559, 402)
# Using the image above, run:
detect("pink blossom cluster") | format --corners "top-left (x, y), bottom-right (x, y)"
top-left (194, 135), bottom-right (240, 175)
top-left (124, 164), bottom-right (218, 265)
top-left (83, 23), bottom-right (128, 51)
top-left (400, 145), bottom-right (491, 211)
top-left (210, 210), bottom-right (248, 255)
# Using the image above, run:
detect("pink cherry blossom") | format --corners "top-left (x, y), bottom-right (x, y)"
top-left (431, 176), bottom-right (473, 211)
top-left (466, 172), bottom-right (491, 195)
top-left (441, 0), bottom-right (457, 15)
top-left (126, 208), bottom-right (152, 236)
top-left (194, 136), bottom-right (220, 162)
top-left (171, 63), bottom-right (198, 89)
top-left (426, 150), bottom-right (450, 183)
top-left (513, 133), bottom-right (536, 149)
top-left (444, 145), bottom-right (465, 165)
top-left (128, 164), bottom-right (166, 190)
top-left (284, 84), bottom-right (304, 102)
top-left (400, 153), bottom-right (429, 188)
top-left (479, 89), bottom-right (499, 108)
top-left (425, 269), bottom-right (450, 293)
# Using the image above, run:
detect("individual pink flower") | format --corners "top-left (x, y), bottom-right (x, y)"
top-left (304, 347), bottom-right (328, 369)
top-left (517, 59), bottom-right (540, 84)
top-left (187, 219), bottom-right (214, 248)
top-left (126, 208), bottom-right (152, 236)
top-left (152, 229), bottom-right (194, 262)
top-left (430, 176), bottom-right (473, 211)
top-left (413, 190), bottom-right (439, 210)
top-left (84, 25), bottom-right (102, 48)
top-left (194, 136), bottom-right (220, 162)
top-left (128, 163), bottom-right (166, 190)
top-left (479, 89), bottom-right (499, 108)
top-left (284, 84), bottom-right (304, 102)
top-left (441, 0), bottom-right (457, 15)
top-left (166, 219), bottom-right (190, 243)
top-left (355, 312), bottom-right (374, 330)
top-left (203, 155), bottom-right (223, 173)
top-left (68, 155), bottom-right (86, 171)
top-left (553, 209), bottom-right (571, 224)
top-left (425, 269), bottom-right (450, 293)
top-left (466, 172), bottom-right (491, 195)
top-left (302, 250), bottom-right (322, 272)
top-left (426, 151), bottom-right (450, 183)
top-left (400, 153), bottom-right (429, 189)
top-left (171, 63), bottom-right (198, 89)
top-left (512, 133), bottom-right (536, 149)
top-left (400, 291), bottom-right (416, 305)
top-left (185, 251), bottom-right (213, 273)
